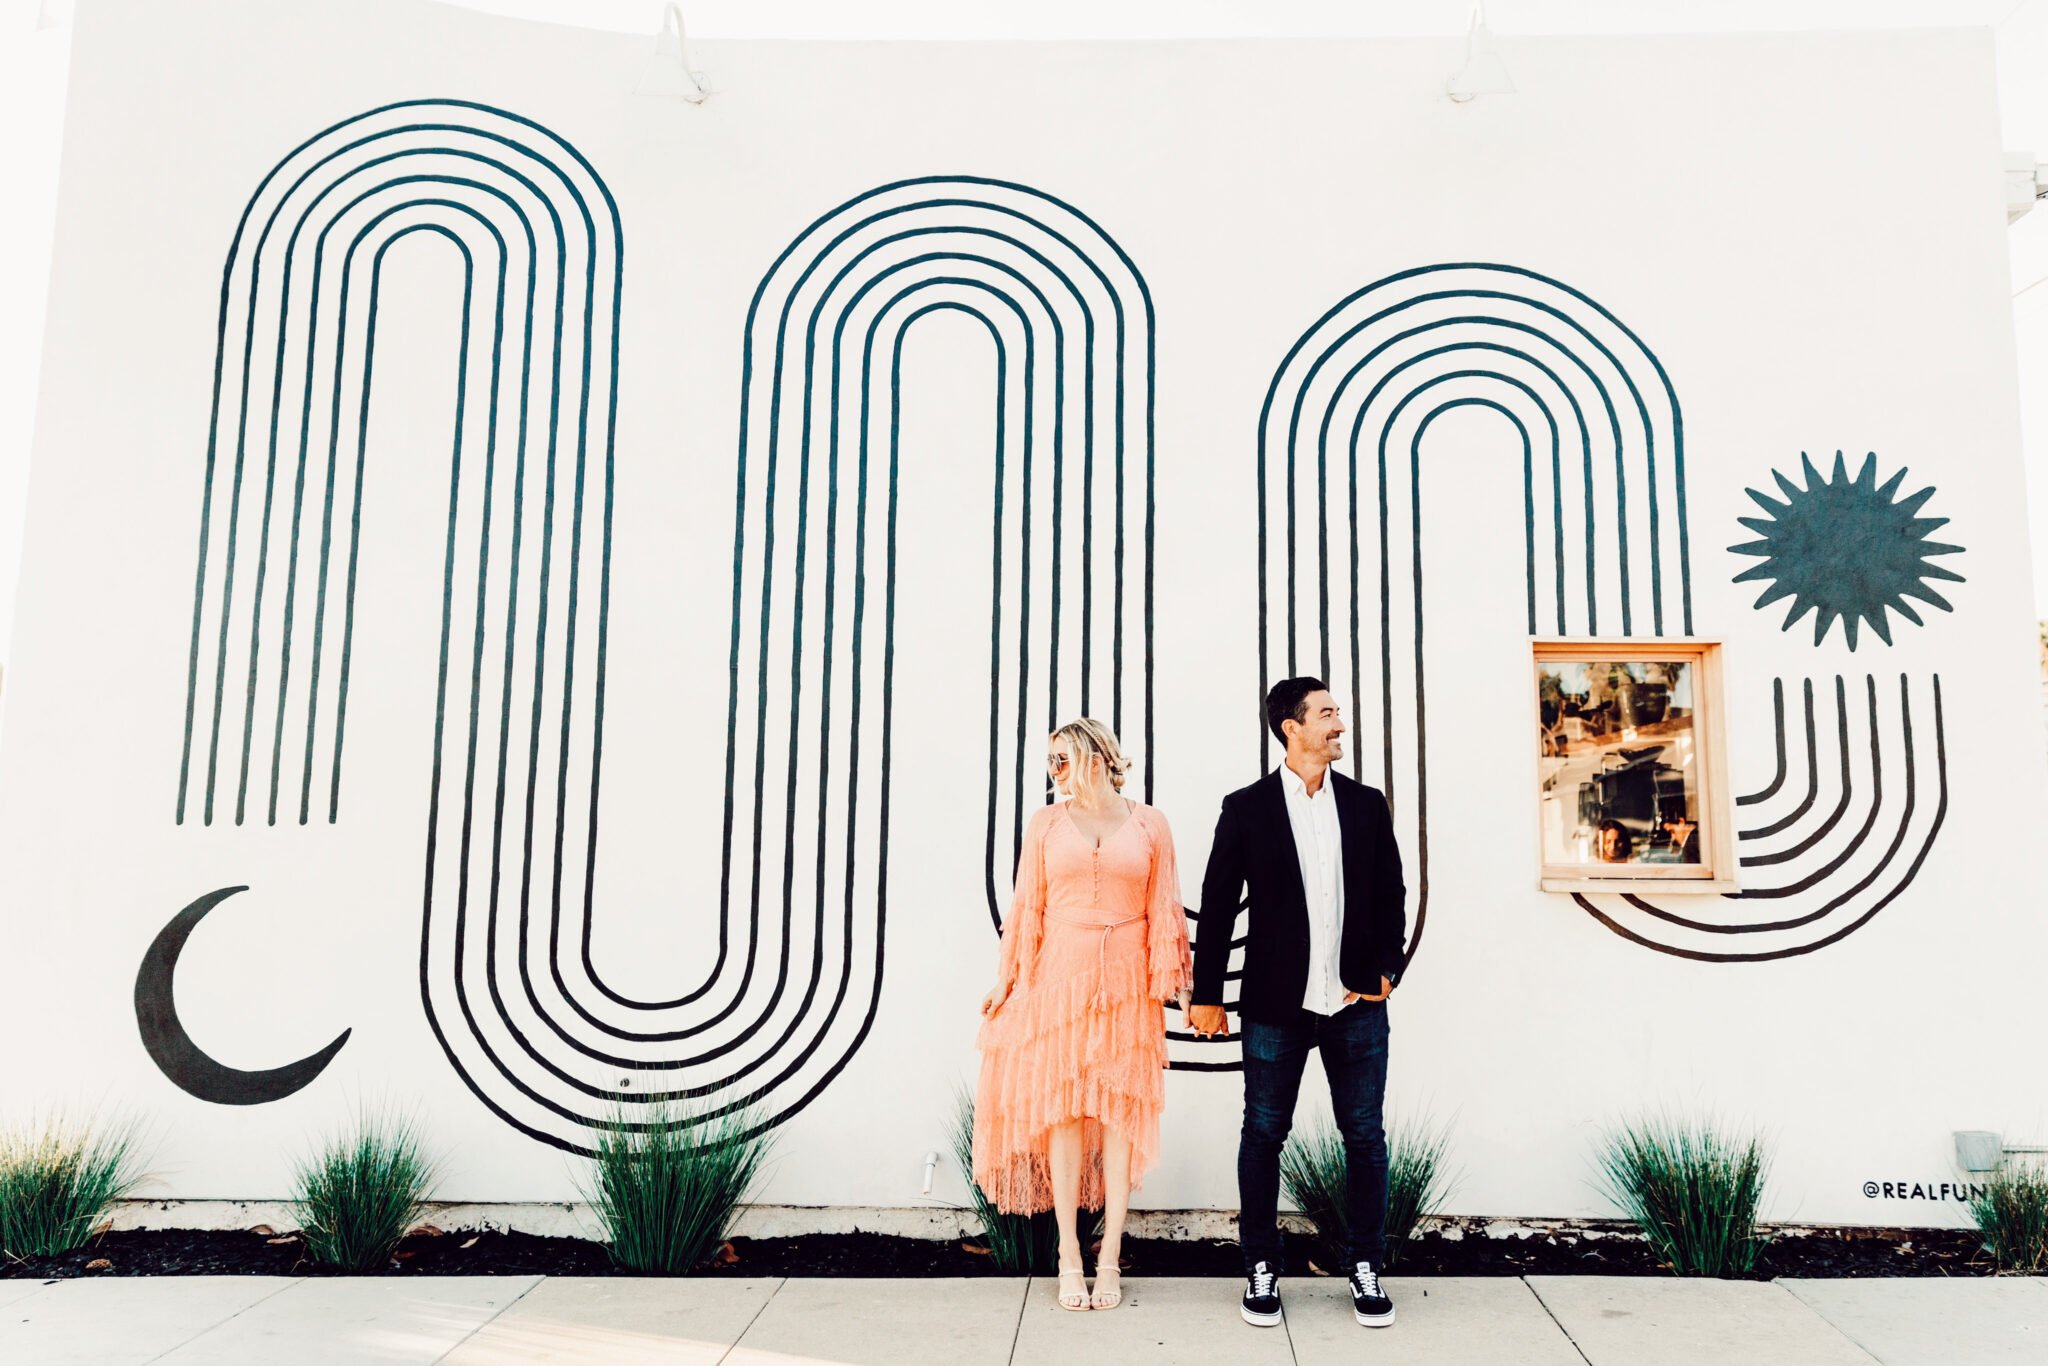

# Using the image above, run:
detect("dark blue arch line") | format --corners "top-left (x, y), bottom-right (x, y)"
top-left (458, 292), bottom-right (1035, 1137)
top-left (179, 100), bottom-right (618, 830)
top-left (1389, 391), bottom-right (1530, 969)
top-left (1575, 674), bottom-right (1944, 960)
top-left (240, 138), bottom-right (596, 829)
top-left (438, 287), bottom-right (1018, 1135)
top-left (459, 271), bottom-right (1159, 1131)
top-left (1344, 365), bottom-right (1552, 786)
top-left (1327, 342), bottom-right (1588, 813)
top-left (1255, 268), bottom-right (1692, 767)
top-left (569, 264), bottom-right (1051, 1051)
top-left (211, 181), bottom-right (1136, 1076)
top-left (438, 184), bottom-right (1163, 1130)
top-left (1604, 671), bottom-right (1901, 930)
top-left (1736, 677), bottom-right (1799, 807)
top-left (264, 154), bottom-right (575, 835)
top-left (1323, 337), bottom-right (1577, 654)
top-left (1740, 675), bottom-right (1863, 867)
top-left (1296, 309), bottom-right (1619, 681)
top-left (688, 187), bottom-right (1153, 1017)
top-left (763, 230), bottom-right (1077, 1028)
top-left (319, 201), bottom-right (659, 1126)
top-left (213, 168), bottom-right (638, 1080)
top-left (1740, 675), bottom-right (1841, 842)
top-left (469, 278), bottom-right (1040, 1106)
top-left (1614, 673), bottom-right (1880, 916)
top-left (1726, 681), bottom-right (1886, 901)
top-left (172, 117), bottom-right (622, 1061)
top-left (177, 124), bottom-right (1176, 1136)
top-left (610, 221), bottom-right (1110, 1028)
top-left (744, 182), bottom-right (1154, 734)
top-left (1360, 368), bottom-right (1543, 806)
top-left (171, 177), bottom-right (599, 1127)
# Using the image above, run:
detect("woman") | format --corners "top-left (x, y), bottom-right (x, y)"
top-left (974, 719), bottom-right (1193, 1312)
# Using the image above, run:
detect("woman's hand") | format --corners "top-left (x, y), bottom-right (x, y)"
top-left (1173, 988), bottom-right (1191, 1015)
top-left (980, 981), bottom-right (1012, 1017)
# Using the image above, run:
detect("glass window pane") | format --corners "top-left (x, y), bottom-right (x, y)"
top-left (1537, 659), bottom-right (1704, 871)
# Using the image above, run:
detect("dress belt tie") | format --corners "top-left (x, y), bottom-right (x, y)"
top-left (1045, 907), bottom-right (1144, 1010)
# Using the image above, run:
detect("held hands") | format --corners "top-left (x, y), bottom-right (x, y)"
top-left (980, 980), bottom-right (1012, 1017)
top-left (1187, 976), bottom-right (1390, 1033)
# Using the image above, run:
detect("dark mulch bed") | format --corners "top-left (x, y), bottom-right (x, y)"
top-left (3, 1222), bottom-right (1999, 1280)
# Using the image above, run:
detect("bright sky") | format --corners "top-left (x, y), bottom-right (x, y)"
top-left (4, 0), bottom-right (2048, 662)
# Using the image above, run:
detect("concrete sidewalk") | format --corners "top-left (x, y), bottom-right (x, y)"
top-left (2, 1273), bottom-right (2044, 1365)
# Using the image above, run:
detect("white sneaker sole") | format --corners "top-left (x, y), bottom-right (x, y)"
top-left (1354, 1305), bottom-right (1397, 1328)
top-left (1240, 1304), bottom-right (1283, 1327)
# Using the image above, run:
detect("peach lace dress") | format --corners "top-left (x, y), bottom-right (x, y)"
top-left (972, 800), bottom-right (1193, 1214)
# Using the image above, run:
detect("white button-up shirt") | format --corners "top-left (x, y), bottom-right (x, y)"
top-left (1280, 761), bottom-right (1346, 1015)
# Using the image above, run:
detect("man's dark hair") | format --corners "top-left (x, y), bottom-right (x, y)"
top-left (1266, 676), bottom-right (1328, 745)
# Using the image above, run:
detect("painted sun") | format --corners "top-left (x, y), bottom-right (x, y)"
top-left (1729, 451), bottom-right (1965, 650)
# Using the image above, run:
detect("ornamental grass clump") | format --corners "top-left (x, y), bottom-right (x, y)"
top-left (952, 1089), bottom-right (1059, 1273)
top-left (580, 1098), bottom-right (772, 1274)
top-left (1279, 1115), bottom-right (1455, 1270)
top-left (290, 1111), bottom-right (438, 1272)
top-left (0, 1115), bottom-right (147, 1262)
top-left (1594, 1114), bottom-right (1770, 1277)
top-left (1968, 1157), bottom-right (2048, 1273)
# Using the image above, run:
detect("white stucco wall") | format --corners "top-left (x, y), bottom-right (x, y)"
top-left (2, 0), bottom-right (2043, 1229)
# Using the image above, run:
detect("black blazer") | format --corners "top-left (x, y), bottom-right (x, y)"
top-left (1191, 767), bottom-right (1407, 1024)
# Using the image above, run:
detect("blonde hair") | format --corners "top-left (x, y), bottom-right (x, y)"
top-left (1052, 717), bottom-right (1131, 793)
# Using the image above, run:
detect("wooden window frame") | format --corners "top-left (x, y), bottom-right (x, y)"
top-left (1531, 638), bottom-right (1737, 894)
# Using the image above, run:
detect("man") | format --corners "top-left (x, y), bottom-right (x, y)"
top-left (1189, 677), bottom-right (1408, 1330)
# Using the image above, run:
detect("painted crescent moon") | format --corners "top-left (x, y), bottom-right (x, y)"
top-left (133, 885), bottom-right (351, 1105)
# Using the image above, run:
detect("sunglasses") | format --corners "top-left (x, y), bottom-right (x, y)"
top-left (1046, 753), bottom-right (1072, 774)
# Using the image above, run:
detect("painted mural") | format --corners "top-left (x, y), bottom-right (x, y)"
top-left (127, 94), bottom-right (1973, 1152)
top-left (154, 99), bottom-right (1163, 1153)
top-left (6, 1), bottom-right (2037, 1223)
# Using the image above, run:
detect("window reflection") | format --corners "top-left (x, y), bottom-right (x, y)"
top-left (1537, 659), bottom-right (1703, 871)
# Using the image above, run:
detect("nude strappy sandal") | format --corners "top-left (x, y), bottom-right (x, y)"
top-left (1090, 1262), bottom-right (1123, 1310)
top-left (1057, 1263), bottom-right (1092, 1311)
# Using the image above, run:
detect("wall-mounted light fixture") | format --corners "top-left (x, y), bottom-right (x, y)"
top-left (632, 3), bottom-right (710, 106)
top-left (1447, 4), bottom-right (1515, 103)
top-left (2004, 151), bottom-right (2047, 224)
top-left (1955, 1129), bottom-right (2004, 1173)
top-left (1955, 1129), bottom-right (2048, 1172)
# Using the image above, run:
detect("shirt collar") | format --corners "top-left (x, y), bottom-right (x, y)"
top-left (1279, 761), bottom-right (1327, 799)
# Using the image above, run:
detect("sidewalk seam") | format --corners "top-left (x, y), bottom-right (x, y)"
top-left (428, 1273), bottom-right (546, 1366)
top-left (1772, 1277), bottom-right (1886, 1365)
top-left (713, 1275), bottom-right (787, 1365)
top-left (1005, 1275), bottom-right (1029, 1365)
top-left (138, 1275), bottom-right (306, 1366)
top-left (1521, 1277), bottom-right (1595, 1365)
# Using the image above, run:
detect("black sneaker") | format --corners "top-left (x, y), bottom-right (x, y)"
top-left (1240, 1260), bottom-right (1282, 1327)
top-left (1350, 1259), bottom-right (1395, 1327)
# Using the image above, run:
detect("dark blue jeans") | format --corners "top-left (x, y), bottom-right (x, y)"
top-left (1238, 999), bottom-right (1390, 1272)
